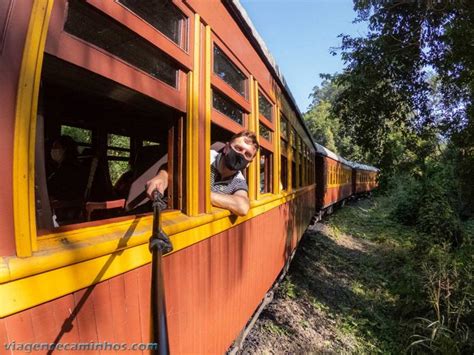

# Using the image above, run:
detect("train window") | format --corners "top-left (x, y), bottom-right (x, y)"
top-left (35, 55), bottom-right (183, 232)
top-left (291, 160), bottom-right (296, 189)
top-left (258, 91), bottom-right (272, 122)
top-left (65, 0), bottom-right (179, 88)
top-left (61, 125), bottom-right (91, 145)
top-left (107, 134), bottom-right (131, 186)
top-left (280, 155), bottom-right (288, 191)
top-left (280, 115), bottom-right (288, 139)
top-left (210, 123), bottom-right (252, 193)
top-left (212, 89), bottom-right (244, 125)
top-left (280, 112), bottom-right (288, 191)
top-left (118, 0), bottom-right (187, 48)
top-left (259, 122), bottom-right (272, 142)
top-left (280, 139), bottom-right (287, 155)
top-left (259, 148), bottom-right (273, 194)
top-left (213, 46), bottom-right (246, 97)
top-left (299, 159), bottom-right (303, 188)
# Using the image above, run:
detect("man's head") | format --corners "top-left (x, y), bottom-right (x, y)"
top-left (223, 130), bottom-right (259, 171)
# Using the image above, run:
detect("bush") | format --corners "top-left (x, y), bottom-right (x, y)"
top-left (418, 187), bottom-right (463, 247)
top-left (417, 163), bottom-right (463, 247)
top-left (387, 174), bottom-right (422, 225)
top-left (408, 244), bottom-right (473, 354)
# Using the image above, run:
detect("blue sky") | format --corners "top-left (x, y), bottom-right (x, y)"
top-left (239, 0), bottom-right (367, 113)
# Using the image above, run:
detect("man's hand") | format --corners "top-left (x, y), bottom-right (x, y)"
top-left (210, 190), bottom-right (250, 216)
top-left (146, 170), bottom-right (169, 198)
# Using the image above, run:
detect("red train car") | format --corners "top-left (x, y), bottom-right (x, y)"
top-left (315, 143), bottom-right (353, 211)
top-left (0, 0), bottom-right (317, 353)
top-left (352, 163), bottom-right (379, 195)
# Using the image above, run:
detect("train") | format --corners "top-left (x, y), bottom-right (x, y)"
top-left (0, 0), bottom-right (378, 353)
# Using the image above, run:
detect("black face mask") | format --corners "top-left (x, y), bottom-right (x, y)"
top-left (223, 147), bottom-right (249, 171)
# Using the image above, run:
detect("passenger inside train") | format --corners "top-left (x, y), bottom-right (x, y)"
top-left (47, 135), bottom-right (88, 224)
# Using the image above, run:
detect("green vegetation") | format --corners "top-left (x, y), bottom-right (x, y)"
top-left (331, 195), bottom-right (473, 353)
top-left (241, 197), bottom-right (473, 354)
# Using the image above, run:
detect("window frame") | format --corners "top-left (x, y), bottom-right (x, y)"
top-left (210, 37), bottom-right (250, 133)
top-left (21, 0), bottom-right (190, 246)
top-left (257, 87), bottom-right (274, 154)
top-left (89, 0), bottom-right (192, 66)
top-left (116, 0), bottom-right (189, 51)
top-left (212, 44), bottom-right (247, 99)
top-left (258, 89), bottom-right (273, 124)
top-left (279, 113), bottom-right (289, 191)
top-left (258, 147), bottom-right (273, 195)
top-left (35, 85), bottom-right (186, 235)
top-left (46, 0), bottom-right (189, 112)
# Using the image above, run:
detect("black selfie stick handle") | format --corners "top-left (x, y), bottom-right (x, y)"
top-left (149, 190), bottom-right (173, 355)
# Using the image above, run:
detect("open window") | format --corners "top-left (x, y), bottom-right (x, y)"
top-left (35, 55), bottom-right (184, 233)
top-left (257, 89), bottom-right (274, 195)
top-left (259, 148), bottom-right (273, 194)
top-left (280, 114), bottom-right (289, 191)
top-left (291, 128), bottom-right (297, 190)
top-left (210, 123), bottom-right (251, 194)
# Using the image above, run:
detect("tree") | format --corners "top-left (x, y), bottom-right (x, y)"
top-left (332, 1), bottom-right (474, 210)
top-left (304, 75), bottom-right (366, 161)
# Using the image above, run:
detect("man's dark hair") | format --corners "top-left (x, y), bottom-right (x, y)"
top-left (230, 130), bottom-right (260, 152)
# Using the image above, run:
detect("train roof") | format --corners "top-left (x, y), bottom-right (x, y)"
top-left (314, 142), bottom-right (352, 166)
top-left (350, 162), bottom-right (379, 172)
top-left (314, 142), bottom-right (379, 172)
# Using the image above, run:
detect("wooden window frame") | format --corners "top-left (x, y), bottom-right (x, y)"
top-left (116, 0), bottom-right (190, 51)
top-left (46, 0), bottom-right (188, 111)
top-left (259, 148), bottom-right (273, 195)
top-left (211, 89), bottom-right (248, 133)
top-left (258, 89), bottom-right (274, 124)
top-left (210, 36), bottom-right (250, 132)
top-left (257, 87), bottom-right (274, 152)
top-left (12, 0), bottom-right (191, 257)
top-left (211, 36), bottom-right (250, 108)
top-left (88, 0), bottom-right (193, 67)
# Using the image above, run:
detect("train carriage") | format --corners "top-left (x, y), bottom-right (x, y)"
top-left (0, 0), bottom-right (318, 353)
top-left (315, 143), bottom-right (353, 211)
top-left (352, 163), bottom-right (379, 195)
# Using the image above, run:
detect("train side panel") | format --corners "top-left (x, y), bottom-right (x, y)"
top-left (0, 190), bottom-right (314, 353)
top-left (0, 0), bottom-right (34, 256)
top-left (316, 154), bottom-right (353, 210)
top-left (354, 169), bottom-right (378, 194)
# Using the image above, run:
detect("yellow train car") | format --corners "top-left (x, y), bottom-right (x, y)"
top-left (0, 0), bottom-right (316, 353)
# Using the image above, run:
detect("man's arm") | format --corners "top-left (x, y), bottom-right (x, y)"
top-left (210, 190), bottom-right (250, 216)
